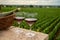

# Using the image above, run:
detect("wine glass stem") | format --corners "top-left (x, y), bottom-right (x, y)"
top-left (19, 24), bottom-right (20, 27)
top-left (30, 25), bottom-right (32, 31)
top-left (30, 26), bottom-right (31, 31)
top-left (18, 22), bottom-right (20, 27)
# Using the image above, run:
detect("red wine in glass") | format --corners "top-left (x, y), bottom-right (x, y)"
top-left (15, 17), bottom-right (25, 24)
top-left (25, 18), bottom-right (37, 26)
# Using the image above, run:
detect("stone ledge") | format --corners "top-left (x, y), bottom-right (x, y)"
top-left (0, 26), bottom-right (48, 40)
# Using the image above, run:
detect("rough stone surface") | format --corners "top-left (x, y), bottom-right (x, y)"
top-left (0, 26), bottom-right (48, 40)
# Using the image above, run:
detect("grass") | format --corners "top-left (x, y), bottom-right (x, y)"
top-left (20, 8), bottom-right (60, 17)
top-left (1, 7), bottom-right (16, 12)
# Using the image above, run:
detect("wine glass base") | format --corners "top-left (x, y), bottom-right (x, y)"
top-left (15, 29), bottom-right (23, 34)
top-left (12, 28), bottom-right (23, 34)
top-left (25, 32), bottom-right (35, 37)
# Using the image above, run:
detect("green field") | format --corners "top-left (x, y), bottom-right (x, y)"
top-left (1, 7), bottom-right (60, 40)
top-left (1, 7), bottom-right (16, 12)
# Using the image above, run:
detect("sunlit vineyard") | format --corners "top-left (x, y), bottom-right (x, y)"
top-left (1, 7), bottom-right (60, 40)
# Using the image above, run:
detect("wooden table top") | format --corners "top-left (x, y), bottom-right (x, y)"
top-left (0, 26), bottom-right (48, 40)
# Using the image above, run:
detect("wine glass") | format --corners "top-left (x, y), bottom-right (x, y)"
top-left (24, 13), bottom-right (38, 38)
top-left (14, 12), bottom-right (25, 39)
top-left (15, 12), bottom-right (24, 27)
